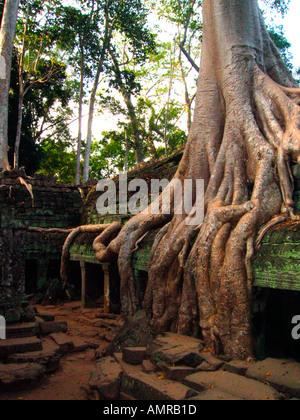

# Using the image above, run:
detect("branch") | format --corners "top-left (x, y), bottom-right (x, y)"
top-left (178, 42), bottom-right (200, 73)
top-left (40, 114), bottom-right (89, 143)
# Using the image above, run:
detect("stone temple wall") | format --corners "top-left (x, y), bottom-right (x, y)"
top-left (0, 170), bottom-right (87, 323)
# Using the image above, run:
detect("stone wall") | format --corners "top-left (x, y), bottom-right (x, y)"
top-left (0, 171), bottom-right (87, 322)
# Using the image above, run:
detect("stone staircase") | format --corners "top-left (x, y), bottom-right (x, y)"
top-left (0, 323), bottom-right (42, 359)
top-left (0, 309), bottom-right (100, 391)
top-left (0, 314), bottom-right (68, 389)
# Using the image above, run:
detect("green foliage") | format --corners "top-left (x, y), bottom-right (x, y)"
top-left (3, 0), bottom-right (75, 174)
top-left (1, 0), bottom-right (298, 182)
top-left (95, 94), bottom-right (187, 176)
top-left (268, 25), bottom-right (293, 69)
top-left (261, 0), bottom-right (290, 16)
top-left (37, 132), bottom-right (77, 184)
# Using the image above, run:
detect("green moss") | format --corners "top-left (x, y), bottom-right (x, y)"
top-left (253, 221), bottom-right (300, 291)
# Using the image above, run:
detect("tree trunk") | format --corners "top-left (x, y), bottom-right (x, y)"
top-left (124, 92), bottom-right (144, 164)
top-left (179, 52), bottom-right (193, 133)
top-left (0, 0), bottom-right (19, 170)
top-left (163, 44), bottom-right (175, 156)
top-left (13, 1), bottom-right (29, 170)
top-left (92, 0), bottom-right (300, 360)
top-left (82, 11), bottom-right (111, 184)
top-left (82, 58), bottom-right (104, 184)
top-left (14, 88), bottom-right (24, 169)
top-left (108, 48), bottom-right (144, 165)
top-left (75, 48), bottom-right (84, 185)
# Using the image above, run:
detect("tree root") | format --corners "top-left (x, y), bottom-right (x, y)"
top-left (60, 224), bottom-right (117, 290)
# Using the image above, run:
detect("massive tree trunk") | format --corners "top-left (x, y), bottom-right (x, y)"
top-left (0, 0), bottom-right (19, 170)
top-left (91, 0), bottom-right (300, 360)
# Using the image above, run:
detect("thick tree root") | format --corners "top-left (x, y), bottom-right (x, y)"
top-left (60, 224), bottom-right (118, 290)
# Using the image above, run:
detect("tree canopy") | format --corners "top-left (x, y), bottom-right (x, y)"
top-left (0, 0), bottom-right (298, 182)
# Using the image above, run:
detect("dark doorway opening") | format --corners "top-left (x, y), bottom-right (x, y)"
top-left (253, 288), bottom-right (300, 361)
top-left (25, 260), bottom-right (38, 294)
top-left (109, 263), bottom-right (121, 314)
top-left (69, 261), bottom-right (82, 299)
top-left (85, 263), bottom-right (104, 307)
top-left (47, 260), bottom-right (61, 281)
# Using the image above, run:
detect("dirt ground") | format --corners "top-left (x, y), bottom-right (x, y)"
top-left (0, 301), bottom-right (124, 401)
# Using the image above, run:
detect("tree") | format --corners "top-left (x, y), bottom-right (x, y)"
top-left (0, 0), bottom-right (19, 170)
top-left (82, 0), bottom-right (156, 183)
top-left (93, 97), bottom-right (187, 175)
top-left (13, 0), bottom-right (72, 170)
top-left (152, 0), bottom-right (203, 73)
top-left (53, 3), bottom-right (101, 185)
top-left (148, 0), bottom-right (202, 134)
top-left (87, 0), bottom-right (300, 360)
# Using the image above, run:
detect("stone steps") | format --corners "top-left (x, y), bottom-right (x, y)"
top-left (7, 339), bottom-right (61, 373)
top-left (6, 322), bottom-right (37, 339)
top-left (0, 336), bottom-right (43, 358)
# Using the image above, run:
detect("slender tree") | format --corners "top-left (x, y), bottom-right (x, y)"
top-left (82, 0), bottom-right (155, 183)
top-left (0, 0), bottom-right (19, 170)
top-left (54, 2), bottom-right (102, 184)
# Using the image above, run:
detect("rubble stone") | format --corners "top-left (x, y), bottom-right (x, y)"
top-left (196, 351), bottom-right (224, 372)
top-left (121, 370), bottom-right (198, 400)
top-left (159, 364), bottom-right (195, 381)
top-left (183, 370), bottom-right (282, 400)
top-left (123, 347), bottom-right (147, 365)
top-left (148, 333), bottom-right (204, 368)
top-left (89, 356), bottom-right (123, 400)
top-left (223, 359), bottom-right (255, 376)
top-left (49, 333), bottom-right (75, 355)
top-left (0, 363), bottom-right (45, 389)
top-left (38, 321), bottom-right (68, 335)
top-left (246, 358), bottom-right (300, 398)
top-left (105, 310), bottom-right (154, 355)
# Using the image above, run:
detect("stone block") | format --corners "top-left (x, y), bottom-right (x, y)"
top-left (160, 364), bottom-right (195, 381)
top-left (6, 322), bottom-right (37, 339)
top-left (38, 321), bottom-right (68, 335)
top-left (148, 333), bottom-right (204, 368)
top-left (121, 371), bottom-right (198, 400)
top-left (123, 347), bottom-right (147, 365)
top-left (8, 340), bottom-right (61, 373)
top-left (246, 358), bottom-right (300, 398)
top-left (183, 370), bottom-right (281, 400)
top-left (189, 388), bottom-right (243, 400)
top-left (196, 351), bottom-right (224, 372)
top-left (89, 356), bottom-right (123, 400)
top-left (0, 363), bottom-right (45, 389)
top-left (223, 359), bottom-right (255, 376)
top-left (49, 333), bottom-right (75, 355)
top-left (0, 336), bottom-right (43, 358)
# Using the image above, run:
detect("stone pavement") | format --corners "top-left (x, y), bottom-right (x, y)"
top-left (89, 332), bottom-right (300, 401)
